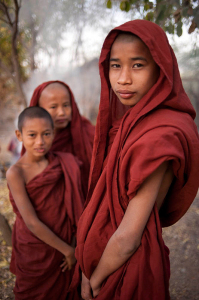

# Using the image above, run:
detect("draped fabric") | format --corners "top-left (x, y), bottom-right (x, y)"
top-left (9, 152), bottom-right (83, 300)
top-left (22, 80), bottom-right (95, 198)
top-left (74, 20), bottom-right (199, 299)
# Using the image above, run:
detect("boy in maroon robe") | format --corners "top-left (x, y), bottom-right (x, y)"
top-left (22, 80), bottom-right (95, 198)
top-left (7, 107), bottom-right (83, 299)
top-left (73, 20), bottom-right (199, 299)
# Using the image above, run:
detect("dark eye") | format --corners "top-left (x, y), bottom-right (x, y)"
top-left (29, 134), bottom-right (35, 137)
top-left (133, 63), bottom-right (143, 68)
top-left (110, 63), bottom-right (120, 68)
top-left (64, 103), bottom-right (70, 107)
top-left (44, 132), bottom-right (51, 136)
top-left (50, 106), bottom-right (56, 109)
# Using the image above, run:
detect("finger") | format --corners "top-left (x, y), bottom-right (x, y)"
top-left (60, 261), bottom-right (67, 268)
top-left (81, 284), bottom-right (93, 300)
top-left (62, 265), bottom-right (68, 272)
top-left (81, 290), bottom-right (93, 300)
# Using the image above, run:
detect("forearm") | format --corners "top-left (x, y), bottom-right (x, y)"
top-left (90, 232), bottom-right (139, 289)
top-left (28, 219), bottom-right (72, 255)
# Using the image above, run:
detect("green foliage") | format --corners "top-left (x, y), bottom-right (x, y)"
top-left (111, 0), bottom-right (199, 35)
top-left (106, 0), bottom-right (112, 9)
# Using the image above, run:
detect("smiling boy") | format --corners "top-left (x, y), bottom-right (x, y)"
top-left (73, 20), bottom-right (199, 300)
top-left (7, 107), bottom-right (83, 300)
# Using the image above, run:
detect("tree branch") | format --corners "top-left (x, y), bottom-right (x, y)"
top-left (0, 1), bottom-right (13, 26)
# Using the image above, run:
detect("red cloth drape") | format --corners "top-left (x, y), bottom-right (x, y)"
top-left (22, 80), bottom-right (95, 198)
top-left (9, 152), bottom-right (83, 300)
top-left (74, 20), bottom-right (199, 299)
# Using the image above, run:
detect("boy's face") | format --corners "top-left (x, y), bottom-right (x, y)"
top-left (39, 85), bottom-right (72, 132)
top-left (16, 118), bottom-right (54, 158)
top-left (109, 34), bottom-right (159, 107)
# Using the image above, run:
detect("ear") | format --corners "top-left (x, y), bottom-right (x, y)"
top-left (15, 130), bottom-right (23, 142)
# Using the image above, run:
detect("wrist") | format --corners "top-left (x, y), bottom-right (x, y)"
top-left (90, 273), bottom-right (101, 291)
top-left (61, 243), bottom-right (74, 256)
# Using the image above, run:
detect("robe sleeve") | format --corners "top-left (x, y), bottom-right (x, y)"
top-left (119, 126), bottom-right (197, 226)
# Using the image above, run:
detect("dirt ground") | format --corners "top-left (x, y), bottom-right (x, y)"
top-left (0, 176), bottom-right (198, 299)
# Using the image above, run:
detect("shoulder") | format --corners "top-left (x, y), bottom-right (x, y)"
top-left (6, 163), bottom-right (24, 184)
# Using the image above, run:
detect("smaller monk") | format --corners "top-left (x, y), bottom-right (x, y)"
top-left (6, 107), bottom-right (83, 300)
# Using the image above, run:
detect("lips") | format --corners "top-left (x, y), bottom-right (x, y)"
top-left (116, 90), bottom-right (135, 99)
top-left (34, 148), bottom-right (45, 153)
top-left (55, 119), bottom-right (67, 123)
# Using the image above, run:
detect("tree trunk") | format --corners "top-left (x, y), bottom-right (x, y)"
top-left (12, 0), bottom-right (27, 107)
top-left (12, 46), bottom-right (27, 107)
top-left (0, 213), bottom-right (12, 246)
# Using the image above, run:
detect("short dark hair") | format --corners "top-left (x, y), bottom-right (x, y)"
top-left (18, 107), bottom-right (54, 132)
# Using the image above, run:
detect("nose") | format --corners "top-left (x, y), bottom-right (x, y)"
top-left (57, 106), bottom-right (66, 116)
top-left (36, 135), bottom-right (44, 145)
top-left (117, 67), bottom-right (132, 85)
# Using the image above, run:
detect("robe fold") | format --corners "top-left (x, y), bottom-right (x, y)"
top-left (22, 80), bottom-right (95, 198)
top-left (73, 20), bottom-right (199, 299)
top-left (9, 152), bottom-right (83, 300)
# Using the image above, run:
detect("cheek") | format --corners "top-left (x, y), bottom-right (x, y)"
top-left (109, 71), bottom-right (116, 88)
top-left (66, 107), bottom-right (72, 119)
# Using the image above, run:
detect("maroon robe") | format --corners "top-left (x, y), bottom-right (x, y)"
top-left (9, 152), bottom-right (83, 299)
top-left (22, 80), bottom-right (95, 198)
top-left (73, 20), bottom-right (199, 299)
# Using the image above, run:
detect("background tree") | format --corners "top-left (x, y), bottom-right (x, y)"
top-left (106, 0), bottom-right (199, 36)
top-left (0, 0), bottom-right (27, 106)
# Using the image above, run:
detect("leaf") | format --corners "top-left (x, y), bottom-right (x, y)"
top-left (120, 1), bottom-right (127, 11)
top-left (192, 7), bottom-right (199, 27)
top-left (125, 2), bottom-right (130, 12)
top-left (106, 0), bottom-right (112, 9)
top-left (177, 20), bottom-right (183, 37)
top-left (144, 4), bottom-right (150, 11)
top-left (156, 4), bottom-right (167, 24)
top-left (148, 2), bottom-right (153, 9)
top-left (173, 9), bottom-right (181, 23)
top-left (165, 22), bottom-right (174, 34)
top-left (145, 12), bottom-right (154, 21)
top-left (129, 0), bottom-right (138, 4)
top-left (188, 19), bottom-right (197, 33)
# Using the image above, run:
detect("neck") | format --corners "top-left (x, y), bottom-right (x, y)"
top-left (22, 151), bottom-right (47, 164)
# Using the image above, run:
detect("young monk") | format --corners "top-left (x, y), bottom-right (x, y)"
top-left (6, 107), bottom-right (83, 300)
top-left (22, 80), bottom-right (95, 198)
top-left (72, 20), bottom-right (199, 299)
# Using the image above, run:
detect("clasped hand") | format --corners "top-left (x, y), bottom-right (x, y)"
top-left (81, 272), bottom-right (101, 299)
top-left (60, 246), bottom-right (76, 271)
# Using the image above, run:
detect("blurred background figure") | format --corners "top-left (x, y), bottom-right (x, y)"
top-left (7, 135), bottom-right (21, 165)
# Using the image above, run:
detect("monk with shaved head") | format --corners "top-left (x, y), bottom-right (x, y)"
top-left (7, 107), bottom-right (83, 299)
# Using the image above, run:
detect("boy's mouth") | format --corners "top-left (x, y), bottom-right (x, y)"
top-left (116, 90), bottom-right (135, 99)
top-left (34, 148), bottom-right (45, 153)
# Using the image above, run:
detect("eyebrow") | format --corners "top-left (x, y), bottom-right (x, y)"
top-left (26, 129), bottom-right (51, 133)
top-left (110, 57), bottom-right (147, 62)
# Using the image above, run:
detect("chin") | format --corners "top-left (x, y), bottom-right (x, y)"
top-left (55, 123), bottom-right (68, 131)
top-left (119, 96), bottom-right (141, 107)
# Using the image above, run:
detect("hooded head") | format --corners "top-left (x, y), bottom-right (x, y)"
top-left (88, 20), bottom-right (197, 222)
